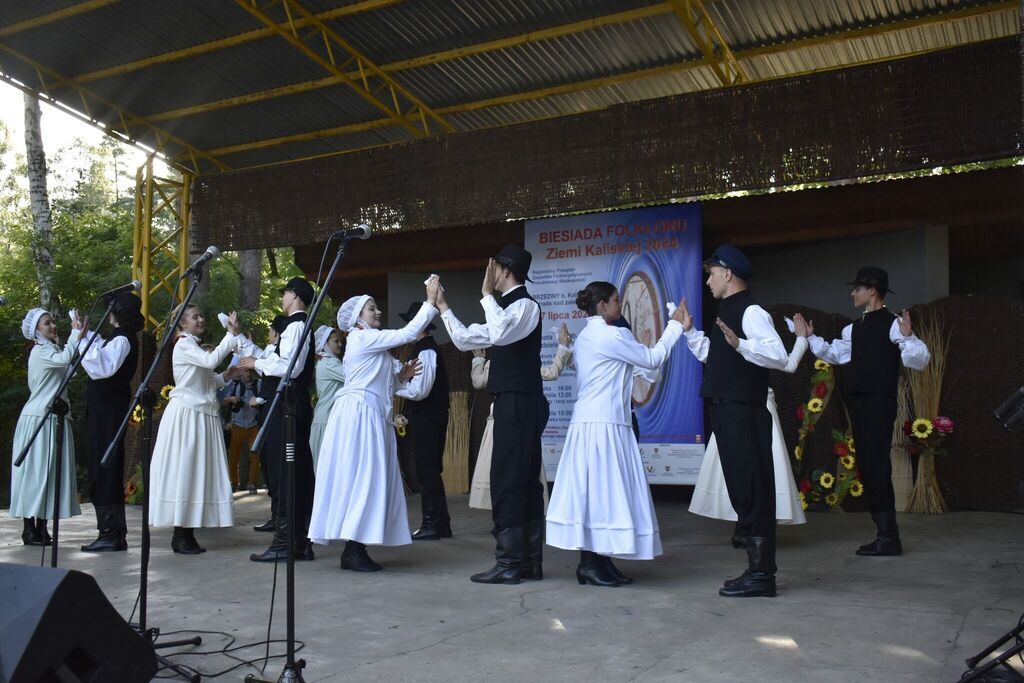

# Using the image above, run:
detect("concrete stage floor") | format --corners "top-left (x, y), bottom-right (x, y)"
top-left (2, 493), bottom-right (1022, 682)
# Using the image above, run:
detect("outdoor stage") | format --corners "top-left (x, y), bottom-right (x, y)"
top-left (2, 494), bottom-right (1022, 682)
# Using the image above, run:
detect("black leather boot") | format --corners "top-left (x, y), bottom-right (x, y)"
top-left (253, 516), bottom-right (277, 532)
top-left (731, 521), bottom-right (747, 549)
top-left (81, 505), bottom-right (128, 552)
top-left (436, 495), bottom-right (453, 539)
top-left (35, 518), bottom-right (53, 547)
top-left (340, 541), bottom-right (382, 572)
top-left (520, 518), bottom-right (544, 581)
top-left (171, 526), bottom-right (204, 555)
top-left (470, 527), bottom-right (523, 585)
top-left (576, 551), bottom-right (621, 587)
top-left (602, 556), bottom-right (634, 585)
top-left (412, 496), bottom-right (441, 541)
top-left (856, 511), bottom-right (902, 556)
top-left (720, 537), bottom-right (777, 598)
top-left (22, 518), bottom-right (46, 546)
top-left (251, 521), bottom-right (289, 562)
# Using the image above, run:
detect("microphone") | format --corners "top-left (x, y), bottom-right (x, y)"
top-left (0, 295), bottom-right (7, 306)
top-left (101, 280), bottom-right (142, 298)
top-left (331, 224), bottom-right (372, 241)
top-left (183, 245), bottom-right (221, 275)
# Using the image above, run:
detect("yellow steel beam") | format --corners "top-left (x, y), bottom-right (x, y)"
top-left (73, 0), bottom-right (403, 85)
top-left (669, 0), bottom-right (745, 85)
top-left (0, 44), bottom-right (229, 174)
top-left (234, 0), bottom-right (452, 136)
top-left (149, 4), bottom-right (675, 122)
top-left (0, 0), bottom-right (121, 38)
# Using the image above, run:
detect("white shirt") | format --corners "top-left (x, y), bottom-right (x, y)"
top-left (807, 317), bottom-right (930, 371)
top-left (168, 332), bottom-right (238, 416)
top-left (80, 331), bottom-right (130, 380)
top-left (470, 344), bottom-right (573, 390)
top-left (440, 285), bottom-right (541, 351)
top-left (572, 317), bottom-right (684, 426)
top-left (396, 346), bottom-right (437, 402)
top-left (21, 331), bottom-right (82, 417)
top-left (683, 304), bottom-right (789, 370)
top-left (252, 313), bottom-right (312, 379)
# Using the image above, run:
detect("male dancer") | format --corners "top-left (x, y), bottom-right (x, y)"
top-left (396, 302), bottom-right (452, 541)
top-left (80, 292), bottom-right (143, 552)
top-left (797, 266), bottom-right (929, 556)
top-left (679, 245), bottom-right (789, 598)
top-left (237, 277), bottom-right (317, 562)
top-left (434, 245), bottom-right (548, 584)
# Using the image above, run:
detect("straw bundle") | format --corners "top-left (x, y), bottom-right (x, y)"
top-left (442, 391), bottom-right (470, 493)
top-left (890, 377), bottom-right (913, 512)
top-left (904, 313), bottom-right (949, 514)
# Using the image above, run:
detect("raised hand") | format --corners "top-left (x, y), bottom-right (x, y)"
top-left (716, 318), bottom-right (740, 349)
top-left (472, 348), bottom-right (486, 359)
top-left (435, 280), bottom-right (449, 313)
top-left (793, 313), bottom-right (808, 338)
top-left (399, 358), bottom-right (423, 382)
top-left (673, 297), bottom-right (692, 331)
top-left (426, 275), bottom-right (440, 306)
top-left (558, 323), bottom-right (571, 347)
top-left (226, 311), bottom-right (241, 335)
top-left (899, 308), bottom-right (913, 337)
top-left (481, 258), bottom-right (498, 297)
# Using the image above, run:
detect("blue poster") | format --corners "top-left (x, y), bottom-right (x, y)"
top-left (525, 204), bottom-right (705, 484)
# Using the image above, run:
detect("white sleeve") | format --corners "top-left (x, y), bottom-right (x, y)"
top-left (255, 320), bottom-right (311, 378)
top-left (440, 297), bottom-right (540, 351)
top-left (236, 334), bottom-right (274, 360)
top-left (396, 349), bottom-right (437, 401)
top-left (359, 303), bottom-right (438, 352)
top-left (471, 358), bottom-right (489, 389)
top-left (35, 330), bottom-right (81, 369)
top-left (683, 327), bottom-right (710, 363)
top-left (540, 345), bottom-right (572, 381)
top-left (808, 324), bottom-right (853, 365)
top-left (889, 320), bottom-right (931, 371)
top-left (736, 306), bottom-right (789, 370)
top-left (176, 333), bottom-right (238, 370)
top-left (781, 336), bottom-right (809, 374)
top-left (608, 320), bottom-right (684, 370)
top-left (81, 334), bottom-right (130, 380)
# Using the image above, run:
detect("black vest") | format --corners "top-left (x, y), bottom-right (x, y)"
top-left (85, 327), bottom-right (139, 403)
top-left (700, 290), bottom-right (769, 404)
top-left (407, 335), bottom-right (449, 414)
top-left (486, 287), bottom-right (543, 395)
top-left (850, 308), bottom-right (901, 397)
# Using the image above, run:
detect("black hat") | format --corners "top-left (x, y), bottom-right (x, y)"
top-left (398, 302), bottom-right (435, 331)
top-left (494, 244), bottom-right (533, 283)
top-left (112, 292), bottom-right (144, 332)
top-left (847, 266), bottom-right (893, 294)
top-left (702, 245), bottom-right (753, 280)
top-left (280, 276), bottom-right (314, 305)
top-left (270, 315), bottom-right (290, 335)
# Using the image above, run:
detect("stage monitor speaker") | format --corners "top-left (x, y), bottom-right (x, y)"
top-left (0, 564), bottom-right (157, 683)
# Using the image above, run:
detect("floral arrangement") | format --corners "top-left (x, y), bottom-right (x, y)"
top-left (129, 384), bottom-right (174, 426)
top-left (124, 463), bottom-right (143, 504)
top-left (903, 415), bottom-right (955, 512)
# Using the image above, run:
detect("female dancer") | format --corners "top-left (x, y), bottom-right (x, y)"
top-left (309, 325), bottom-right (345, 468)
top-left (10, 308), bottom-right (85, 545)
top-left (309, 283), bottom-right (436, 571)
top-left (547, 282), bottom-right (686, 586)
top-left (149, 305), bottom-right (240, 554)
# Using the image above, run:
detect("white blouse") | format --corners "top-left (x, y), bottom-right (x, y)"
top-left (168, 332), bottom-right (238, 416)
top-left (21, 331), bottom-right (82, 417)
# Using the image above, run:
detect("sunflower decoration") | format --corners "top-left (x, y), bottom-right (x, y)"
top-left (825, 493), bottom-right (839, 507)
top-left (819, 472), bottom-right (835, 489)
top-left (393, 414), bottom-right (408, 438)
top-left (849, 480), bottom-right (864, 497)
top-left (838, 471), bottom-right (849, 482)
top-left (807, 398), bottom-right (824, 413)
top-left (799, 492), bottom-right (808, 510)
top-left (845, 436), bottom-right (855, 449)
top-left (159, 384), bottom-right (174, 401)
top-left (793, 445), bottom-right (803, 461)
top-left (911, 418), bottom-right (934, 440)
top-left (130, 404), bottom-right (145, 425)
top-left (814, 359), bottom-right (831, 371)
top-left (840, 454), bottom-right (856, 470)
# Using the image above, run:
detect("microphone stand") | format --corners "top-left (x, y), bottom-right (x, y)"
top-left (100, 269), bottom-right (208, 683)
top-left (246, 237), bottom-right (350, 683)
top-left (14, 294), bottom-right (120, 567)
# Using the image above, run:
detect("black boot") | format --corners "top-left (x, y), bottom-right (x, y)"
top-left (253, 516), bottom-right (277, 532)
top-left (731, 521), bottom-right (747, 549)
top-left (857, 511), bottom-right (902, 556)
top-left (576, 551), bottom-right (621, 587)
top-left (250, 521), bottom-right (289, 562)
top-left (21, 518), bottom-right (46, 546)
top-left (436, 495), bottom-right (453, 539)
top-left (520, 518), bottom-right (544, 581)
top-left (470, 527), bottom-right (523, 585)
top-left (35, 518), bottom-right (53, 547)
top-left (81, 505), bottom-right (128, 552)
top-left (171, 526), bottom-right (204, 555)
top-left (412, 496), bottom-right (441, 541)
top-left (602, 556), bottom-right (634, 585)
top-left (719, 537), bottom-right (777, 598)
top-left (340, 541), bottom-right (381, 572)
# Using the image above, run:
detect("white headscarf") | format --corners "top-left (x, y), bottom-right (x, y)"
top-left (337, 295), bottom-right (371, 333)
top-left (21, 308), bottom-right (49, 343)
top-left (313, 325), bottom-right (334, 356)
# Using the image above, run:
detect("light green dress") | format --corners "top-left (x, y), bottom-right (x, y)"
top-left (9, 331), bottom-right (82, 520)
top-left (310, 354), bottom-right (345, 468)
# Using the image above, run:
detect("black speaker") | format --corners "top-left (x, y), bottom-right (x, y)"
top-left (0, 564), bottom-right (157, 683)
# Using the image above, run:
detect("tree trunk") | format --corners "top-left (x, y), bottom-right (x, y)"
top-left (24, 93), bottom-right (57, 310)
top-left (238, 248), bottom-right (262, 311)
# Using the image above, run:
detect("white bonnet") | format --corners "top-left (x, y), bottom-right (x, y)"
top-left (21, 308), bottom-right (48, 341)
top-left (337, 295), bottom-right (371, 333)
top-left (313, 325), bottom-right (334, 354)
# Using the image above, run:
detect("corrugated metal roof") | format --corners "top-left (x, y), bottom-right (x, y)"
top-left (0, 0), bottom-right (1015, 173)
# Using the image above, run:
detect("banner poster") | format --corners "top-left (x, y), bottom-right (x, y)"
top-left (525, 204), bottom-right (705, 485)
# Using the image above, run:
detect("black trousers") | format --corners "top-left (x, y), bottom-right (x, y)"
top-left (262, 392), bottom-right (315, 527)
top-left (86, 395), bottom-right (128, 507)
top-left (848, 392), bottom-right (898, 515)
top-left (490, 392), bottom-right (550, 529)
top-left (410, 409), bottom-right (449, 503)
top-left (709, 399), bottom-right (776, 538)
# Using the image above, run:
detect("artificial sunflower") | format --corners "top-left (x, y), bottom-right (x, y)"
top-left (825, 493), bottom-right (839, 507)
top-left (794, 445), bottom-right (803, 461)
top-left (807, 398), bottom-right (824, 413)
top-left (845, 436), bottom-right (855, 448)
top-left (819, 472), bottom-right (835, 489)
top-left (849, 480), bottom-right (864, 497)
top-left (814, 359), bottom-right (831, 371)
top-left (131, 405), bottom-right (144, 424)
top-left (799, 492), bottom-right (808, 510)
top-left (159, 384), bottom-right (174, 401)
top-left (840, 454), bottom-right (856, 470)
top-left (911, 418), bottom-right (934, 439)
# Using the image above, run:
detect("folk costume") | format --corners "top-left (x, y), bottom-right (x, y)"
top-left (310, 325), bottom-right (345, 469)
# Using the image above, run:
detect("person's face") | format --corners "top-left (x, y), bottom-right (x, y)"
top-left (360, 299), bottom-right (382, 329)
top-left (268, 327), bottom-right (280, 345)
top-left (36, 314), bottom-right (58, 342)
top-left (705, 266), bottom-right (731, 299)
top-left (597, 290), bottom-right (621, 322)
top-left (180, 307), bottom-right (205, 336)
top-left (326, 331), bottom-right (344, 356)
top-left (280, 289), bottom-right (299, 312)
top-left (851, 285), bottom-right (876, 308)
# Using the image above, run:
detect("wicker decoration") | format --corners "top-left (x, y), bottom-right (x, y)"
top-left (904, 313), bottom-right (950, 514)
top-left (891, 376), bottom-right (913, 512)
top-left (442, 391), bottom-right (470, 494)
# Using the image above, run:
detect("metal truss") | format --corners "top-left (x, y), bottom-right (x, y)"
top-left (669, 0), bottom-right (746, 86)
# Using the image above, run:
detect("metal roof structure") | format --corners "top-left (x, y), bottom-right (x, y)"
top-left (0, 0), bottom-right (1017, 173)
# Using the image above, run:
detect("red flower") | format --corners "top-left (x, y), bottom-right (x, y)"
top-left (795, 404), bottom-right (805, 421)
top-left (799, 478), bottom-right (812, 494)
top-left (813, 382), bottom-right (828, 398)
top-left (902, 420), bottom-right (913, 436)
top-left (933, 416), bottom-right (954, 434)
top-left (833, 442), bottom-right (849, 457)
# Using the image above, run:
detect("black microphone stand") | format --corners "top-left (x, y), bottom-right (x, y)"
top-left (14, 295), bottom-right (120, 567)
top-left (100, 268), bottom-right (209, 683)
top-left (246, 237), bottom-right (350, 683)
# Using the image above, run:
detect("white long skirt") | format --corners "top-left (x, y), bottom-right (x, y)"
top-left (688, 394), bottom-right (806, 524)
top-left (309, 395), bottom-right (410, 546)
top-left (149, 401), bottom-right (234, 528)
top-left (547, 422), bottom-right (661, 560)
top-left (469, 406), bottom-right (549, 511)
top-left (9, 414), bottom-right (80, 519)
